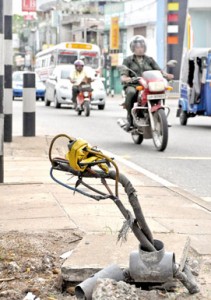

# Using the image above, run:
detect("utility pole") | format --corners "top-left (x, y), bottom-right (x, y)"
top-left (4, 0), bottom-right (13, 142)
top-left (0, 0), bottom-right (4, 182)
top-left (84, 27), bottom-right (87, 43)
top-left (166, 0), bottom-right (189, 79)
top-left (23, 73), bottom-right (36, 137)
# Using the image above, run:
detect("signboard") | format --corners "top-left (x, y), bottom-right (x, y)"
top-left (110, 17), bottom-right (119, 50)
top-left (22, 0), bottom-right (36, 12)
top-left (66, 43), bottom-right (93, 50)
top-left (167, 0), bottom-right (188, 79)
top-left (24, 14), bottom-right (34, 21)
top-left (110, 53), bottom-right (123, 66)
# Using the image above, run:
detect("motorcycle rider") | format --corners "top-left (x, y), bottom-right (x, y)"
top-left (120, 35), bottom-right (174, 131)
top-left (70, 59), bottom-right (90, 107)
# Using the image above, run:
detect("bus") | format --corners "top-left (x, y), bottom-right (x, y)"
top-left (35, 42), bottom-right (102, 82)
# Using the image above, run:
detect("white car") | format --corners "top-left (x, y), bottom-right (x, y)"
top-left (44, 65), bottom-right (106, 110)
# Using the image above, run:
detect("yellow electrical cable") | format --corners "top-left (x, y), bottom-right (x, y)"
top-left (48, 134), bottom-right (119, 198)
top-left (49, 133), bottom-right (75, 163)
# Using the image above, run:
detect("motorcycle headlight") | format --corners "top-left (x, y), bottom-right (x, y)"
top-left (148, 82), bottom-right (165, 92)
top-left (83, 91), bottom-right (89, 97)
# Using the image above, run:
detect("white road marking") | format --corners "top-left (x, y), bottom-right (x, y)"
top-left (104, 150), bottom-right (176, 187)
top-left (201, 197), bottom-right (211, 202)
top-left (163, 157), bottom-right (211, 160)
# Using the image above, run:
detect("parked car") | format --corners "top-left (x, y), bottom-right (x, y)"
top-left (12, 71), bottom-right (46, 101)
top-left (44, 65), bottom-right (106, 110)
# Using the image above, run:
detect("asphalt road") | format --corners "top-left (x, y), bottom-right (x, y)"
top-left (11, 96), bottom-right (211, 201)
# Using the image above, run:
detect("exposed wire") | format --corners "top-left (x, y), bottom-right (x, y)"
top-left (50, 167), bottom-right (111, 201)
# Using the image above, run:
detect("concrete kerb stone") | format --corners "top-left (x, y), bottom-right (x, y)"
top-left (169, 186), bottom-right (211, 212)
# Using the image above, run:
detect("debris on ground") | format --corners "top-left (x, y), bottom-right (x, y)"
top-left (0, 230), bottom-right (82, 300)
top-left (0, 230), bottom-right (210, 299)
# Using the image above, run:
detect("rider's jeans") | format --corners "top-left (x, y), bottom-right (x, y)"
top-left (72, 85), bottom-right (79, 103)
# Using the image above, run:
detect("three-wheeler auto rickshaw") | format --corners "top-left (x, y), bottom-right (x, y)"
top-left (177, 48), bottom-right (211, 125)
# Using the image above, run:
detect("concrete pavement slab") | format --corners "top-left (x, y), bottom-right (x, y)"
top-left (53, 191), bottom-right (170, 233)
top-left (135, 185), bottom-right (177, 196)
top-left (155, 218), bottom-right (211, 235)
top-left (62, 233), bottom-right (188, 282)
top-left (141, 199), bottom-right (211, 219)
top-left (0, 216), bottom-right (76, 231)
top-left (4, 160), bottom-right (52, 183)
top-left (190, 235), bottom-right (211, 255)
top-left (0, 183), bottom-right (78, 231)
top-left (59, 213), bottom-right (169, 234)
top-left (0, 192), bottom-right (64, 220)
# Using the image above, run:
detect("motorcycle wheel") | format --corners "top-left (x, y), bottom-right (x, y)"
top-left (44, 94), bottom-right (51, 107)
top-left (152, 109), bottom-right (168, 151)
top-left (180, 111), bottom-right (188, 126)
top-left (131, 132), bottom-right (144, 144)
top-left (84, 101), bottom-right (90, 117)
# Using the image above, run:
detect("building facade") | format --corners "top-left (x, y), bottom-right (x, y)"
top-left (124, 0), bottom-right (157, 59)
top-left (13, 0), bottom-right (211, 89)
top-left (188, 0), bottom-right (211, 48)
top-left (37, 0), bottom-right (106, 49)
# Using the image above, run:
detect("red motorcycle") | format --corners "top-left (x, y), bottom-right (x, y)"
top-left (118, 69), bottom-right (173, 151)
top-left (76, 79), bottom-right (93, 117)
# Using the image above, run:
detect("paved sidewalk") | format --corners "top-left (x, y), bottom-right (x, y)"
top-left (1, 135), bottom-right (211, 295)
top-left (2, 135), bottom-right (211, 252)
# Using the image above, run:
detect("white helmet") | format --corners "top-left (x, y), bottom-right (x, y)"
top-left (130, 35), bottom-right (147, 53)
top-left (74, 59), bottom-right (84, 66)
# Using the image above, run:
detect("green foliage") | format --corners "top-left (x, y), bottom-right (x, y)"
top-left (13, 14), bottom-right (24, 34)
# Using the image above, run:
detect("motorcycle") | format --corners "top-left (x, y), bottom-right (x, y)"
top-left (76, 78), bottom-right (93, 117)
top-left (118, 65), bottom-right (175, 151)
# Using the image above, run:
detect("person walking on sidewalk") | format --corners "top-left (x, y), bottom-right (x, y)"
top-left (120, 35), bottom-right (173, 131)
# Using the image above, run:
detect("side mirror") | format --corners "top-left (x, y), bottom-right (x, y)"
top-left (201, 57), bottom-right (208, 68)
top-left (167, 60), bottom-right (177, 68)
